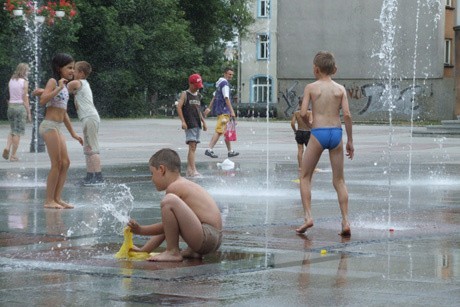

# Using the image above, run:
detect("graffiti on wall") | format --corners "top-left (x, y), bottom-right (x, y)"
top-left (355, 83), bottom-right (425, 115)
top-left (279, 81), bottom-right (299, 117)
top-left (280, 82), bottom-right (427, 117)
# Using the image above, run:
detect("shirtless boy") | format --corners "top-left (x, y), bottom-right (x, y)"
top-left (296, 51), bottom-right (354, 237)
top-left (291, 96), bottom-right (313, 173)
top-left (128, 148), bottom-right (223, 261)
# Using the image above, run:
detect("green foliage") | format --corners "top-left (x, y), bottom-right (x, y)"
top-left (0, 0), bottom-right (254, 118)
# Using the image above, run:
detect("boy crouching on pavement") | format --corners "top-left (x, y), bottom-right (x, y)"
top-left (128, 148), bottom-right (223, 261)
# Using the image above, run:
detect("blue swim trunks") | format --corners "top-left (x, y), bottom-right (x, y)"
top-left (311, 127), bottom-right (343, 150)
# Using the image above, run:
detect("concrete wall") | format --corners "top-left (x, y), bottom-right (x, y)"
top-left (275, 0), bottom-right (454, 121)
top-left (278, 78), bottom-right (455, 121)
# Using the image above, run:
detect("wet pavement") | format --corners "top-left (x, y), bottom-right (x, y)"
top-left (0, 118), bottom-right (459, 306)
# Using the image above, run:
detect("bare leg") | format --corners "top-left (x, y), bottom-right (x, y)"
top-left (9, 134), bottom-right (20, 160)
top-left (42, 130), bottom-right (65, 209)
top-left (297, 144), bottom-right (304, 173)
top-left (85, 153), bottom-right (95, 173)
top-left (225, 138), bottom-right (232, 152)
top-left (43, 131), bottom-right (73, 209)
top-left (329, 142), bottom-right (351, 237)
top-left (186, 142), bottom-right (199, 176)
top-left (3, 133), bottom-right (12, 159)
top-left (6, 134), bottom-right (13, 151)
top-left (149, 193), bottom-right (204, 262)
top-left (84, 141), bottom-right (102, 173)
top-left (131, 234), bottom-right (165, 253)
top-left (53, 133), bottom-right (73, 209)
top-left (208, 132), bottom-right (221, 150)
top-left (297, 136), bottom-right (323, 233)
top-left (87, 154), bottom-right (102, 173)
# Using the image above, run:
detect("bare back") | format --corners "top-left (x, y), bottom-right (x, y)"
top-left (302, 79), bottom-right (349, 128)
top-left (294, 110), bottom-right (311, 131)
top-left (166, 177), bottom-right (222, 230)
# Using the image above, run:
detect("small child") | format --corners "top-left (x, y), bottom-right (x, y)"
top-left (67, 61), bottom-right (104, 186)
top-left (176, 74), bottom-right (207, 177)
top-left (291, 96), bottom-right (312, 173)
top-left (128, 148), bottom-right (223, 262)
top-left (297, 51), bottom-right (354, 237)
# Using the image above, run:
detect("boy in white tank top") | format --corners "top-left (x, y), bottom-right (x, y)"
top-left (67, 61), bottom-right (104, 186)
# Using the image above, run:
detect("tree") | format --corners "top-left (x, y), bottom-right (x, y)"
top-left (0, 0), bottom-right (254, 118)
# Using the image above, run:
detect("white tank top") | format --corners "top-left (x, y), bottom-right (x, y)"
top-left (8, 78), bottom-right (26, 104)
top-left (74, 80), bottom-right (99, 120)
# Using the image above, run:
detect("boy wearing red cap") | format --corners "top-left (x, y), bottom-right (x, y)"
top-left (177, 74), bottom-right (207, 177)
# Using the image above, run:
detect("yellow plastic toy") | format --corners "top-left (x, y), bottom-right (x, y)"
top-left (115, 227), bottom-right (159, 260)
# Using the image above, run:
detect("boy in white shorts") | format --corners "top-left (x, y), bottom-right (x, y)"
top-left (67, 61), bottom-right (104, 186)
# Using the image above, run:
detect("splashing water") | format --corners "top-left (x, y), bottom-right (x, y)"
top-left (19, 1), bottom-right (46, 191)
top-left (66, 184), bottom-right (134, 237)
top-left (407, 0), bottom-right (442, 208)
top-left (374, 0), bottom-right (442, 225)
top-left (375, 0), bottom-right (398, 225)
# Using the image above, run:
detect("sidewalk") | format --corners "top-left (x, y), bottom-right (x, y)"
top-left (0, 118), bottom-right (459, 306)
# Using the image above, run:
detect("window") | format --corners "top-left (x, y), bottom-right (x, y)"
top-left (251, 76), bottom-right (273, 104)
top-left (258, 0), bottom-right (270, 18)
top-left (257, 34), bottom-right (269, 60)
top-left (446, 0), bottom-right (452, 7)
top-left (445, 39), bottom-right (452, 65)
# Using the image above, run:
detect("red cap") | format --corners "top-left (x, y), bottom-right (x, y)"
top-left (189, 74), bottom-right (203, 88)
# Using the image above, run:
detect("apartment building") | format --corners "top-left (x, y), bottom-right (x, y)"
top-left (239, 0), bottom-right (457, 121)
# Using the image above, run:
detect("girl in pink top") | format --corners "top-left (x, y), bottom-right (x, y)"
top-left (3, 63), bottom-right (32, 162)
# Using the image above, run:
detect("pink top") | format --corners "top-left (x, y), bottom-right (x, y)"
top-left (8, 78), bottom-right (26, 104)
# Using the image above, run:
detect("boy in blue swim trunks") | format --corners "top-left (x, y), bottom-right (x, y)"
top-left (297, 51), bottom-right (354, 237)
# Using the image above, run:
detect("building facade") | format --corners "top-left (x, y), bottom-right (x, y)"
top-left (239, 0), bottom-right (457, 121)
top-left (238, 0), bottom-right (278, 118)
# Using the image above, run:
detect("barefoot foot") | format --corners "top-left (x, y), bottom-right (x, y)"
top-left (148, 250), bottom-right (183, 262)
top-left (56, 200), bottom-right (74, 209)
top-left (186, 171), bottom-right (202, 178)
top-left (44, 201), bottom-right (64, 209)
top-left (181, 248), bottom-right (202, 259)
top-left (296, 220), bottom-right (314, 234)
top-left (339, 223), bottom-right (351, 237)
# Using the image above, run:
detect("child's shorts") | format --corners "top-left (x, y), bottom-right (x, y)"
top-left (7, 104), bottom-right (26, 136)
top-left (295, 130), bottom-right (311, 145)
top-left (185, 127), bottom-right (201, 144)
top-left (215, 114), bottom-right (230, 134)
top-left (39, 119), bottom-right (63, 136)
top-left (195, 223), bottom-right (222, 255)
top-left (83, 116), bottom-right (100, 155)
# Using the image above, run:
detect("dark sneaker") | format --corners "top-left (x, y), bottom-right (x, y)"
top-left (91, 178), bottom-right (105, 186)
top-left (228, 151), bottom-right (239, 158)
top-left (82, 176), bottom-right (94, 186)
top-left (205, 149), bottom-right (218, 158)
top-left (82, 175), bottom-right (104, 186)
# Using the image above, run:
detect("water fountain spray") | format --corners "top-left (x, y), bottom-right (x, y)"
top-left (6, 0), bottom-right (78, 189)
